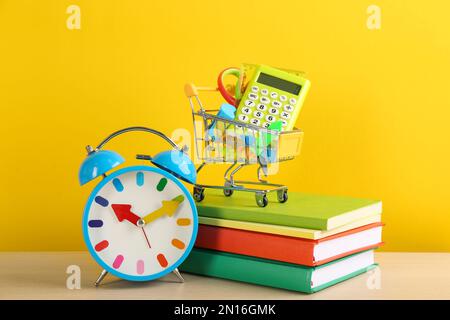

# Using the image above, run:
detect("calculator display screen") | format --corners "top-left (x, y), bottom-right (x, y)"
top-left (257, 73), bottom-right (301, 95)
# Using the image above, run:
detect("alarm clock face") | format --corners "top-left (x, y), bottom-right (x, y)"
top-left (83, 165), bottom-right (198, 281)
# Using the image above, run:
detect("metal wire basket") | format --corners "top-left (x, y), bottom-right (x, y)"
top-left (184, 83), bottom-right (304, 207)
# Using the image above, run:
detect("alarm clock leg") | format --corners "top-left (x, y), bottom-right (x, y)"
top-left (172, 268), bottom-right (185, 283)
top-left (94, 269), bottom-right (108, 287)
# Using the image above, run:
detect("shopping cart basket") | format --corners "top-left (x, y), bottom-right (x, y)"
top-left (184, 83), bottom-right (304, 207)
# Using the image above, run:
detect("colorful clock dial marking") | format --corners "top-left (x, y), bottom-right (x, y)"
top-left (136, 260), bottom-right (145, 274)
top-left (94, 196), bottom-right (109, 207)
top-left (177, 218), bottom-right (191, 226)
top-left (136, 172), bottom-right (144, 186)
top-left (112, 178), bottom-right (124, 192)
top-left (113, 255), bottom-right (124, 269)
top-left (157, 254), bottom-right (168, 268)
top-left (171, 238), bottom-right (185, 250)
top-left (88, 219), bottom-right (103, 228)
top-left (156, 178), bottom-right (167, 191)
top-left (94, 240), bottom-right (109, 252)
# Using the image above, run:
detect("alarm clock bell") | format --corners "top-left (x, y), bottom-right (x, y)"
top-left (143, 150), bottom-right (196, 185)
top-left (78, 147), bottom-right (125, 185)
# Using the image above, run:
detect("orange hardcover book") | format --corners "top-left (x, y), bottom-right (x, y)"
top-left (195, 222), bottom-right (384, 266)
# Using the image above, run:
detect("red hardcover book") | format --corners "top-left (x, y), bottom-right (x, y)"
top-left (195, 222), bottom-right (383, 266)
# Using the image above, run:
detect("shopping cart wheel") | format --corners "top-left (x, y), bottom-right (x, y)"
top-left (223, 182), bottom-right (233, 197)
top-left (223, 188), bottom-right (233, 197)
top-left (193, 187), bottom-right (205, 202)
top-left (255, 193), bottom-right (268, 207)
top-left (277, 190), bottom-right (288, 203)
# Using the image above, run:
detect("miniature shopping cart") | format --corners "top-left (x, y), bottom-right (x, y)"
top-left (184, 83), bottom-right (304, 207)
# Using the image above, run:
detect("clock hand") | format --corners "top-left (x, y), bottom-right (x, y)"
top-left (138, 195), bottom-right (184, 226)
top-left (111, 204), bottom-right (141, 226)
top-left (141, 228), bottom-right (151, 248)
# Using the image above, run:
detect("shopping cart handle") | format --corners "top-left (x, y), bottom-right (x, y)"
top-left (184, 83), bottom-right (217, 97)
top-left (184, 83), bottom-right (198, 97)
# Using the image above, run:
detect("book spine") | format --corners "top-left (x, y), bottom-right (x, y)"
top-left (179, 248), bottom-right (313, 293)
top-left (195, 225), bottom-right (316, 266)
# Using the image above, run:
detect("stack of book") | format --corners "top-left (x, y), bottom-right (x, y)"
top-left (180, 190), bottom-right (383, 293)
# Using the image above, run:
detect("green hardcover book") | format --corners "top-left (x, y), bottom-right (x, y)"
top-left (180, 248), bottom-right (376, 293)
top-left (196, 189), bottom-right (381, 230)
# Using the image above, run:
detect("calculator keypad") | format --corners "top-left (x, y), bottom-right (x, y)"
top-left (238, 114), bottom-right (249, 122)
top-left (236, 84), bottom-right (299, 130)
top-left (244, 100), bottom-right (255, 107)
top-left (241, 107), bottom-right (252, 115)
top-left (260, 96), bottom-right (270, 104)
top-left (257, 104), bottom-right (267, 111)
top-left (272, 100), bottom-right (281, 108)
top-left (284, 104), bottom-right (293, 112)
top-left (249, 93), bottom-right (258, 100)
top-left (280, 111), bottom-right (291, 119)
top-left (253, 111), bottom-right (264, 119)
top-left (268, 108), bottom-right (279, 115)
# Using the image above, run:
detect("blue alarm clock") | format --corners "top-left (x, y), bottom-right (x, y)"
top-left (78, 127), bottom-right (198, 286)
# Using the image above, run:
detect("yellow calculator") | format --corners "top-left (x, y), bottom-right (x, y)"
top-left (235, 65), bottom-right (310, 131)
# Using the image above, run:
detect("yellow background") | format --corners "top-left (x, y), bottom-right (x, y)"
top-left (1, 0), bottom-right (449, 252)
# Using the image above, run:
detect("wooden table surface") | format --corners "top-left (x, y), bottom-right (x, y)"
top-left (0, 252), bottom-right (449, 300)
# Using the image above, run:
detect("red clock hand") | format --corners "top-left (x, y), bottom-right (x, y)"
top-left (111, 204), bottom-right (141, 226)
